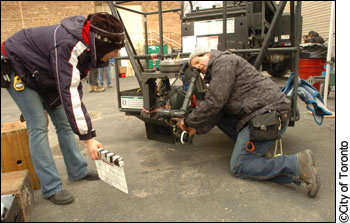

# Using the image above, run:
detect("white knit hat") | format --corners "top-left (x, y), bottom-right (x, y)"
top-left (188, 47), bottom-right (210, 64)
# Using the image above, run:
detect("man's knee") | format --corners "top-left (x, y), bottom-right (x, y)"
top-left (230, 161), bottom-right (239, 177)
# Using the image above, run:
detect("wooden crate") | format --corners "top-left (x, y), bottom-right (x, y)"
top-left (1, 170), bottom-right (34, 222)
top-left (1, 121), bottom-right (41, 190)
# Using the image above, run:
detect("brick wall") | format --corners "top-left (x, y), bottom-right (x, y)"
top-left (1, 1), bottom-right (95, 42)
top-left (1, 1), bottom-right (182, 48)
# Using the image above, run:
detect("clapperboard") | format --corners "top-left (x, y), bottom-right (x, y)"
top-left (95, 148), bottom-right (128, 194)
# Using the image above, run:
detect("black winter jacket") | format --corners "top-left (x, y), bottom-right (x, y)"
top-left (2, 16), bottom-right (98, 140)
top-left (184, 50), bottom-right (291, 134)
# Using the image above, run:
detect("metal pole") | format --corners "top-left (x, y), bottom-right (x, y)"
top-left (114, 4), bottom-right (145, 15)
top-left (228, 47), bottom-right (299, 53)
top-left (182, 11), bottom-right (246, 22)
top-left (323, 1), bottom-right (335, 106)
top-left (265, 1), bottom-right (276, 13)
top-left (223, 1), bottom-right (227, 50)
top-left (291, 1), bottom-right (302, 121)
top-left (289, 1), bottom-right (295, 49)
top-left (158, 1), bottom-right (164, 56)
top-left (253, 1), bottom-right (287, 69)
top-left (180, 71), bottom-right (199, 112)
top-left (115, 55), bottom-right (122, 110)
top-left (144, 14), bottom-right (149, 68)
top-left (180, 1), bottom-right (184, 18)
top-left (145, 8), bottom-right (181, 15)
top-left (289, 1), bottom-right (295, 73)
top-left (108, 1), bottom-right (143, 88)
top-left (181, 1), bottom-right (184, 52)
top-left (114, 47), bottom-right (299, 60)
top-left (261, 1), bottom-right (265, 38)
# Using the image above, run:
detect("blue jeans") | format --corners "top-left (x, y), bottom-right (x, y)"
top-left (88, 68), bottom-right (98, 86)
top-left (217, 114), bottom-right (300, 184)
top-left (98, 63), bottom-right (111, 87)
top-left (6, 72), bottom-right (89, 198)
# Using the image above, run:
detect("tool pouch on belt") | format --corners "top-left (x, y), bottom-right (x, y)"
top-left (249, 110), bottom-right (281, 142)
top-left (30, 70), bottom-right (61, 111)
top-left (1, 55), bottom-right (12, 88)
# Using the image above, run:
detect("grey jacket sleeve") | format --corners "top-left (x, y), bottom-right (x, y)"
top-left (184, 55), bottom-right (237, 134)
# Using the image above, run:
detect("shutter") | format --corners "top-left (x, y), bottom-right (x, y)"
top-left (281, 1), bottom-right (334, 47)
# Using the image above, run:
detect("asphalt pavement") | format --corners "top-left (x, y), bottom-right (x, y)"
top-left (1, 73), bottom-right (335, 222)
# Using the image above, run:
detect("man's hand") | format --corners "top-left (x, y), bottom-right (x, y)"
top-left (84, 138), bottom-right (102, 160)
top-left (171, 118), bottom-right (197, 136)
top-left (186, 127), bottom-right (197, 137)
top-left (171, 118), bottom-right (186, 130)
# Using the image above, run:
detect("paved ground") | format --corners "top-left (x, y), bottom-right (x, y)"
top-left (1, 73), bottom-right (335, 222)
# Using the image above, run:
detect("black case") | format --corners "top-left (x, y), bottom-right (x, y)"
top-left (249, 111), bottom-right (281, 142)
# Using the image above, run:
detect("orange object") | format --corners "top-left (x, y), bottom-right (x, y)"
top-left (151, 53), bottom-right (157, 70)
top-left (190, 94), bottom-right (197, 107)
top-left (299, 58), bottom-right (326, 91)
top-left (245, 141), bottom-right (255, 152)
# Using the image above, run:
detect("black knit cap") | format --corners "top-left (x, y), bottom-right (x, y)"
top-left (308, 30), bottom-right (318, 37)
top-left (87, 12), bottom-right (126, 62)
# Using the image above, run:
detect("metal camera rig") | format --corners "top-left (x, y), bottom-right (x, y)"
top-left (107, 1), bottom-right (302, 145)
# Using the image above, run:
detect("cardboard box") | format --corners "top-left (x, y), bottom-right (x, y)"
top-left (119, 66), bottom-right (127, 74)
top-left (1, 170), bottom-right (34, 222)
top-left (1, 121), bottom-right (41, 190)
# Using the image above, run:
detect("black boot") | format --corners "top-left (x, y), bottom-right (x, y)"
top-left (47, 189), bottom-right (74, 205)
top-left (81, 169), bottom-right (100, 181)
top-left (297, 150), bottom-right (320, 197)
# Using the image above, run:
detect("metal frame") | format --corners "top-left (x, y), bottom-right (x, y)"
top-left (107, 1), bottom-right (302, 142)
top-left (108, 1), bottom-right (186, 113)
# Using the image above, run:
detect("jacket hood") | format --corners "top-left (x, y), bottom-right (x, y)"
top-left (61, 16), bottom-right (87, 44)
top-left (61, 16), bottom-right (98, 68)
